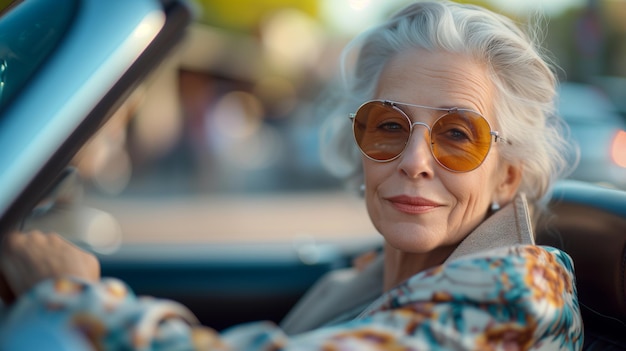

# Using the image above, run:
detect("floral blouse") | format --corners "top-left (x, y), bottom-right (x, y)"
top-left (0, 245), bottom-right (583, 350)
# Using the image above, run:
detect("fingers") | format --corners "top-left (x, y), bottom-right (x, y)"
top-left (0, 231), bottom-right (41, 296)
top-left (0, 230), bottom-right (101, 298)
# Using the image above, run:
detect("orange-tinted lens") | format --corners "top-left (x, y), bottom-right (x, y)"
top-left (431, 110), bottom-right (492, 172)
top-left (353, 101), bottom-right (410, 161)
top-left (352, 102), bottom-right (493, 172)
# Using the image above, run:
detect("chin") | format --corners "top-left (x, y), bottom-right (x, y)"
top-left (378, 219), bottom-right (467, 256)
top-left (381, 230), bottom-right (444, 254)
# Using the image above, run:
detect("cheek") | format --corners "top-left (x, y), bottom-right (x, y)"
top-left (362, 159), bottom-right (374, 189)
top-left (445, 162), bottom-right (499, 208)
top-left (363, 171), bottom-right (378, 213)
top-left (362, 159), bottom-right (392, 220)
top-left (362, 158), bottom-right (385, 191)
top-left (450, 176), bottom-right (488, 210)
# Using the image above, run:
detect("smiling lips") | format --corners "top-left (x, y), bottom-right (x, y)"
top-left (386, 195), bottom-right (442, 214)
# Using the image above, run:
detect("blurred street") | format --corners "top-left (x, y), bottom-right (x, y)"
top-left (84, 191), bottom-right (379, 245)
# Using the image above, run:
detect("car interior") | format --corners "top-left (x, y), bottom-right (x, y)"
top-left (536, 181), bottom-right (626, 350)
top-left (0, 0), bottom-right (625, 350)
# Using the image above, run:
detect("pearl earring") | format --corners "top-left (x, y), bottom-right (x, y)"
top-left (491, 201), bottom-right (501, 212)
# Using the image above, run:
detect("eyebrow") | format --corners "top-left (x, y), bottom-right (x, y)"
top-left (383, 99), bottom-right (483, 116)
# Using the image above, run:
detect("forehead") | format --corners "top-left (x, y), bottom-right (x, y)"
top-left (374, 49), bottom-right (495, 121)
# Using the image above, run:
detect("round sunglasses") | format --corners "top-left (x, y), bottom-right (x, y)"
top-left (350, 100), bottom-right (510, 172)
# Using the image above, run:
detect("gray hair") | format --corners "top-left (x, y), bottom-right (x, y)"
top-left (320, 0), bottom-right (576, 205)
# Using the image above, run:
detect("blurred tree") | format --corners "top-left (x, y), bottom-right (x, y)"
top-left (603, 0), bottom-right (626, 77)
top-left (0, 0), bottom-right (13, 13)
top-left (192, 0), bottom-right (318, 33)
top-left (545, 0), bottom-right (626, 82)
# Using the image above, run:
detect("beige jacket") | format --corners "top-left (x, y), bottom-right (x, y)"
top-left (280, 193), bottom-right (534, 335)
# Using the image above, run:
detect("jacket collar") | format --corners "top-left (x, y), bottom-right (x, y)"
top-left (279, 193), bottom-right (535, 334)
top-left (346, 193), bottom-right (535, 324)
top-left (445, 192), bottom-right (534, 262)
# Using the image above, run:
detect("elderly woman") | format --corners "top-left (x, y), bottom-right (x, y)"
top-left (0, 1), bottom-right (581, 350)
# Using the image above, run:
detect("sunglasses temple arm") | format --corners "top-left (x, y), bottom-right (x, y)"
top-left (491, 131), bottom-right (512, 145)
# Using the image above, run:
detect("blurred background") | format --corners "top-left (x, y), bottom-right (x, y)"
top-left (72, 0), bottom-right (626, 252)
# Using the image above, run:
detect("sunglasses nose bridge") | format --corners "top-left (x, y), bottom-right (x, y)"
top-left (410, 121), bottom-right (431, 131)
top-left (408, 121), bottom-right (432, 142)
top-left (402, 121), bottom-right (433, 156)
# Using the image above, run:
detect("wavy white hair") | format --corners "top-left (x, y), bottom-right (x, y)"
top-left (320, 0), bottom-right (577, 206)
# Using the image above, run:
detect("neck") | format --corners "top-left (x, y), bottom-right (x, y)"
top-left (381, 194), bottom-right (534, 292)
top-left (382, 242), bottom-right (456, 291)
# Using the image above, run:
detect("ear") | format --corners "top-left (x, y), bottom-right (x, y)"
top-left (494, 162), bottom-right (523, 204)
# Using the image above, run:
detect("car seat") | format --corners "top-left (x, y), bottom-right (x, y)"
top-left (536, 180), bottom-right (626, 350)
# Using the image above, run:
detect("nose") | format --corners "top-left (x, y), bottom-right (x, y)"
top-left (397, 124), bottom-right (435, 178)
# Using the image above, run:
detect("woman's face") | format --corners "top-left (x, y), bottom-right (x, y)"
top-left (363, 49), bottom-right (521, 254)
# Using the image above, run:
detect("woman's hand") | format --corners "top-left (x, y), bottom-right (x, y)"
top-left (0, 230), bottom-right (100, 303)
